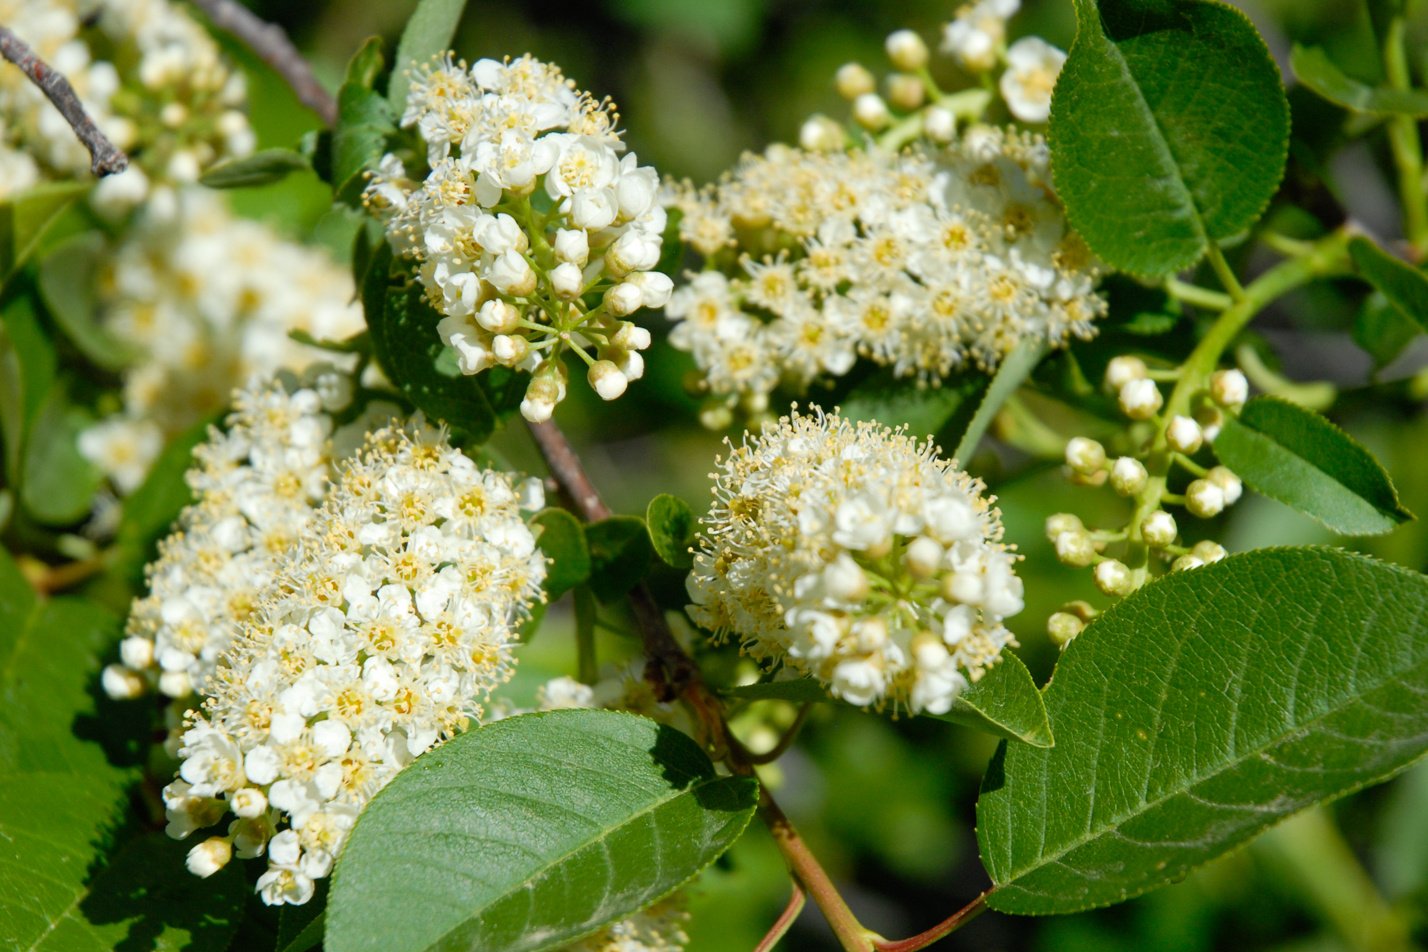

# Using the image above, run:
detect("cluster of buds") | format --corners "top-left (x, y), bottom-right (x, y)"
top-left (802, 0), bottom-right (1067, 153)
top-left (1044, 357), bottom-right (1251, 641)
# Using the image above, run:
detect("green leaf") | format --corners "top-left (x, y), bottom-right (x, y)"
top-left (1214, 396), bottom-right (1413, 535)
top-left (365, 247), bottom-right (496, 440)
top-left (721, 678), bottom-right (826, 703)
top-left (1353, 292), bottom-right (1420, 369)
top-left (37, 233), bottom-right (134, 370)
top-left (646, 494), bottom-right (695, 569)
top-left (532, 507), bottom-right (590, 598)
top-left (839, 369), bottom-right (988, 444)
top-left (25, 833), bottom-right (248, 951)
top-left (1291, 45), bottom-right (1428, 117)
top-left (978, 548), bottom-right (1428, 915)
top-left (1349, 236), bottom-right (1428, 333)
top-left (585, 515), bottom-right (654, 603)
top-left (952, 339), bottom-right (1048, 463)
top-left (19, 389), bottom-right (102, 526)
top-left (387, 0), bottom-right (468, 112)
top-left (326, 710), bottom-right (758, 952)
top-left (346, 36), bottom-right (386, 91)
top-left (0, 181), bottom-right (89, 283)
top-left (199, 147), bottom-right (311, 189)
top-left (333, 86), bottom-right (394, 200)
top-left (1049, 0), bottom-right (1289, 276)
top-left (278, 881), bottom-right (328, 952)
top-left (932, 653), bottom-right (1053, 748)
top-left (0, 291), bottom-right (57, 484)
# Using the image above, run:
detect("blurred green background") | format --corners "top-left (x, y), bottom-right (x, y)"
top-left (218, 0), bottom-right (1428, 948)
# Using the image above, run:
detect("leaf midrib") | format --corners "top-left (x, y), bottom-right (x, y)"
top-left (997, 610), bottom-right (1428, 885)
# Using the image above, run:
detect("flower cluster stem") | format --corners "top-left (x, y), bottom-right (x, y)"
top-left (1383, 16), bottom-right (1428, 256)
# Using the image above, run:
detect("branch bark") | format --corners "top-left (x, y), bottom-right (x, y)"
top-left (0, 26), bottom-right (127, 176)
top-left (188, 0), bottom-right (337, 126)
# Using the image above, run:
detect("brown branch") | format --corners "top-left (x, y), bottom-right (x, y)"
top-left (0, 26), bottom-right (127, 176)
top-left (188, 0), bottom-right (337, 126)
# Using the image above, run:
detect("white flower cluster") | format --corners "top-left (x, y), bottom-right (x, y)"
top-left (77, 187), bottom-right (365, 495)
top-left (165, 422), bottom-right (547, 904)
top-left (666, 132), bottom-right (1104, 424)
top-left (563, 896), bottom-right (690, 952)
top-left (0, 0), bottom-right (253, 205)
top-left (366, 54), bottom-right (671, 422)
top-left (101, 374), bottom-right (355, 707)
top-left (687, 409), bottom-right (1024, 715)
top-left (941, 1), bottom-right (1067, 123)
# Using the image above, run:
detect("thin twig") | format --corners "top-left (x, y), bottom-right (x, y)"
top-left (871, 893), bottom-right (989, 952)
top-left (754, 881), bottom-right (807, 952)
top-left (188, 0), bottom-right (337, 126)
top-left (745, 702), bottom-right (814, 766)
top-left (0, 26), bottom-right (127, 175)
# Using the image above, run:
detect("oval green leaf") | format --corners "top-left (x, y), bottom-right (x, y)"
top-left (327, 710), bottom-right (758, 952)
top-left (646, 494), bottom-right (695, 569)
top-left (1349, 236), bottom-right (1428, 333)
top-left (20, 390), bottom-right (102, 526)
top-left (1214, 396), bottom-right (1413, 535)
top-left (199, 148), bottom-right (311, 189)
top-left (977, 547), bottom-right (1428, 915)
top-left (1291, 45), bottom-right (1428, 117)
top-left (952, 339), bottom-right (1047, 463)
top-left (1050, 0), bottom-right (1289, 276)
top-left (38, 233), bottom-right (135, 370)
top-left (532, 507), bottom-right (590, 598)
top-left (932, 652), bottom-right (1053, 748)
top-left (585, 515), bottom-right (654, 603)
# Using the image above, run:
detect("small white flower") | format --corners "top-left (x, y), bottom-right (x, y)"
top-left (1110, 457), bottom-right (1148, 496)
top-left (185, 837), bottom-right (233, 878)
top-left (999, 37), bottom-right (1067, 123)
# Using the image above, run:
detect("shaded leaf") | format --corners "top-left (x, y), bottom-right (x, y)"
top-left (1353, 292), bottom-right (1420, 369)
top-left (953, 339), bottom-right (1047, 462)
top-left (199, 148), bottom-right (311, 189)
top-left (0, 181), bottom-right (88, 283)
top-left (278, 881), bottom-right (328, 952)
top-left (585, 515), bottom-right (653, 603)
top-left (1349, 236), bottom-right (1428, 333)
top-left (839, 369), bottom-right (987, 444)
top-left (0, 291), bottom-right (56, 483)
top-left (646, 494), bottom-right (695, 569)
top-left (327, 710), bottom-right (758, 952)
top-left (1050, 0), bottom-right (1289, 275)
top-left (20, 389), bottom-right (102, 526)
top-left (38, 233), bottom-right (133, 370)
top-left (721, 678), bottom-right (826, 703)
top-left (1291, 45), bottom-right (1428, 117)
top-left (1214, 396), bottom-right (1413, 535)
top-left (532, 507), bottom-right (590, 598)
top-left (977, 548), bottom-right (1428, 915)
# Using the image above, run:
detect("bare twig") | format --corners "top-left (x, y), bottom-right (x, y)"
top-left (871, 893), bottom-right (988, 952)
top-left (754, 881), bottom-right (807, 952)
top-left (188, 0), bottom-right (337, 126)
top-left (0, 26), bottom-right (127, 176)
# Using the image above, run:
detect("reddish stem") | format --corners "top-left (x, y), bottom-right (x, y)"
top-left (754, 881), bottom-right (807, 952)
top-left (872, 893), bottom-right (989, 952)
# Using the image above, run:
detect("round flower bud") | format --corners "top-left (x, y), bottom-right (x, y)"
top-left (488, 250), bottom-right (537, 297)
top-left (886, 73), bottom-right (926, 111)
top-left (923, 106), bottom-right (956, 143)
top-left (603, 282), bottom-right (644, 317)
top-left (885, 29), bottom-right (930, 71)
top-left (1104, 355), bottom-right (1148, 393)
top-left (625, 271), bottom-right (673, 309)
top-left (521, 376), bottom-right (562, 423)
top-left (550, 262), bottom-right (584, 299)
top-left (1054, 529), bottom-right (1097, 567)
top-left (1196, 405), bottom-right (1225, 443)
top-left (1110, 456), bottom-right (1148, 497)
top-left (476, 299), bottom-right (520, 334)
top-left (230, 787), bottom-right (268, 819)
top-left (1166, 415), bottom-right (1204, 454)
top-left (835, 62), bottom-right (877, 100)
top-left (1094, 559), bottom-right (1135, 597)
top-left (852, 93), bottom-right (892, 131)
top-left (1172, 554), bottom-right (1205, 572)
top-left (1185, 479), bottom-right (1226, 518)
top-left (799, 115), bottom-right (846, 152)
top-left (1142, 509), bottom-right (1178, 547)
top-left (825, 555), bottom-right (871, 602)
top-left (1206, 466), bottom-right (1242, 505)
top-left (185, 837), bottom-right (233, 878)
top-left (904, 536), bottom-right (944, 578)
top-left (1118, 378), bottom-right (1163, 420)
top-left (158, 669), bottom-right (192, 698)
top-left (1045, 512), bottom-right (1084, 541)
top-left (1210, 369), bottom-right (1249, 409)
top-left (101, 664), bottom-right (145, 700)
top-left (698, 400), bottom-right (734, 430)
top-left (1191, 540), bottom-right (1228, 563)
top-left (612, 322), bottom-right (653, 353)
top-left (553, 228), bottom-right (590, 267)
top-left (120, 636), bottom-right (155, 670)
top-left (588, 360), bottom-right (629, 401)
top-left (1047, 612), bottom-right (1084, 646)
top-left (606, 229), bottom-right (662, 277)
top-left (492, 334), bottom-right (530, 366)
top-left (1065, 437), bottom-right (1107, 476)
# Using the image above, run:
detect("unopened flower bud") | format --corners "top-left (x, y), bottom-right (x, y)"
top-left (1104, 355), bottom-right (1148, 393)
top-left (852, 93), bottom-right (891, 130)
top-left (230, 787), bottom-right (268, 819)
top-left (835, 62), bottom-right (876, 100)
top-left (476, 299), bottom-right (520, 334)
top-left (1142, 509), bottom-right (1177, 547)
top-left (492, 334), bottom-right (529, 366)
top-left (553, 228), bottom-right (589, 267)
top-left (1119, 378), bottom-right (1163, 420)
top-left (886, 73), bottom-right (925, 111)
top-left (521, 376), bottom-right (562, 423)
top-left (1210, 369), bottom-right (1249, 409)
top-left (885, 29), bottom-right (930, 71)
top-left (550, 262), bottom-right (584, 298)
top-left (799, 115), bottom-right (845, 152)
top-left (588, 360), bottom-right (628, 401)
top-left (923, 106), bottom-right (956, 143)
top-left (1185, 479), bottom-right (1225, 518)
top-left (1048, 611), bottom-right (1084, 646)
top-left (1045, 512), bottom-right (1084, 541)
top-left (612, 322), bottom-right (652, 352)
top-left (826, 555), bottom-right (871, 602)
top-left (1093, 559), bottom-right (1134, 597)
top-left (699, 400), bottom-right (734, 430)
top-left (1196, 405), bottom-right (1224, 442)
top-left (1191, 540), bottom-right (1227, 563)
top-left (186, 837), bottom-right (233, 878)
top-left (1110, 456), bottom-right (1148, 496)
top-left (1065, 436), bottom-right (1106, 475)
top-left (1054, 528), bottom-right (1097, 567)
top-left (626, 271), bottom-right (673, 309)
top-left (1166, 415), bottom-right (1203, 454)
top-left (604, 282), bottom-right (644, 317)
top-left (488, 250), bottom-right (536, 297)
top-left (1206, 466), bottom-right (1242, 505)
top-left (101, 664), bottom-right (145, 700)
top-left (1172, 554), bottom-right (1205, 572)
top-left (904, 536), bottom-right (944, 577)
top-left (120, 636), bottom-right (155, 670)
top-left (158, 669), bottom-right (191, 698)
